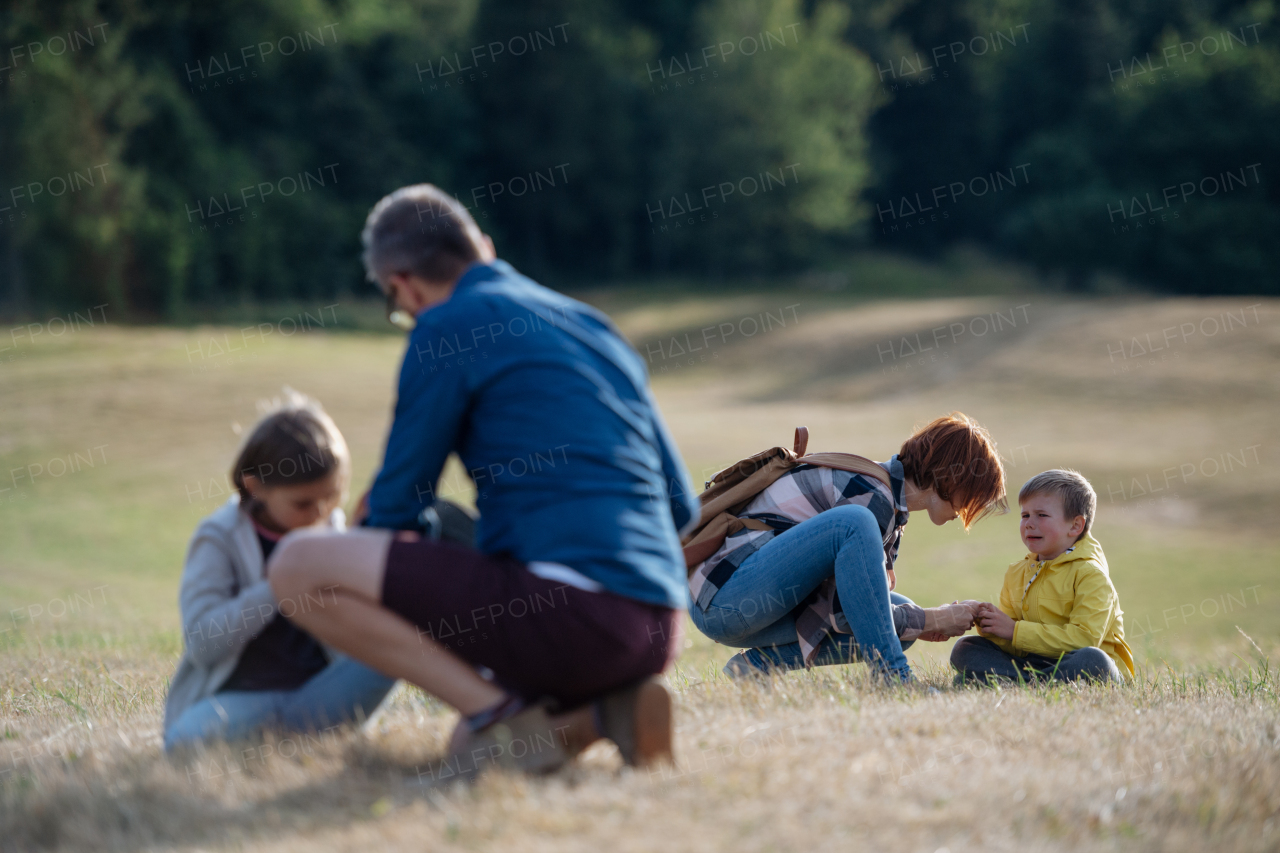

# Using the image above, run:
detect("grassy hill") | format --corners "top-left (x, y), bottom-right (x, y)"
top-left (1, 271), bottom-right (1277, 850)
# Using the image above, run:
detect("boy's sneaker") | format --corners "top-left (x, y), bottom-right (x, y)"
top-left (596, 676), bottom-right (674, 767)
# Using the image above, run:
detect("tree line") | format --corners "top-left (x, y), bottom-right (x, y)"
top-left (0, 0), bottom-right (1274, 318)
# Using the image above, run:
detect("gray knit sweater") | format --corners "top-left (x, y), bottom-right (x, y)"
top-left (162, 496), bottom-right (342, 732)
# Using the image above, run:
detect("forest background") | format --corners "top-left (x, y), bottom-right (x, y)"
top-left (1, 0), bottom-right (1276, 319)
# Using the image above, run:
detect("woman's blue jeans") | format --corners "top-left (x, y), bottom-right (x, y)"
top-left (164, 656), bottom-right (396, 752)
top-left (690, 504), bottom-right (914, 681)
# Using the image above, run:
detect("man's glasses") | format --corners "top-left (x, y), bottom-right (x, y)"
top-left (381, 279), bottom-right (416, 331)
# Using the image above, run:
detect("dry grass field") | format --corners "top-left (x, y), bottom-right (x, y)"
top-left (1, 264), bottom-right (1277, 851)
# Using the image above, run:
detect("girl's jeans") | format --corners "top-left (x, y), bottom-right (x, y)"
top-left (690, 505), bottom-right (914, 681)
top-left (165, 657), bottom-right (396, 751)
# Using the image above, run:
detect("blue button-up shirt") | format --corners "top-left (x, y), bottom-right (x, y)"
top-left (365, 260), bottom-right (697, 609)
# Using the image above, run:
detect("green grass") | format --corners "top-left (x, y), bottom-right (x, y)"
top-left (0, 267), bottom-right (1277, 851)
top-left (1, 287), bottom-right (1277, 654)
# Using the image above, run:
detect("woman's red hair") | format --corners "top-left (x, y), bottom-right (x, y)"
top-left (898, 412), bottom-right (1007, 528)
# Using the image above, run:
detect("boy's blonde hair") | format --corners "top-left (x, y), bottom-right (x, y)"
top-left (1018, 468), bottom-right (1096, 537)
top-left (231, 388), bottom-right (350, 505)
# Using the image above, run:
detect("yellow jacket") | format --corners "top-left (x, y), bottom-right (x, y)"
top-left (978, 534), bottom-right (1134, 677)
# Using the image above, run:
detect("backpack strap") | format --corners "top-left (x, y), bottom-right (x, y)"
top-left (792, 426), bottom-right (889, 491)
top-left (799, 451), bottom-right (892, 491)
top-left (682, 515), bottom-right (773, 569)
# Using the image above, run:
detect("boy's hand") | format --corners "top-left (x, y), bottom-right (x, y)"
top-left (973, 602), bottom-right (999, 619)
top-left (977, 604), bottom-right (1016, 640)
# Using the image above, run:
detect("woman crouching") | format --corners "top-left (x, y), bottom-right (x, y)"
top-left (688, 413), bottom-right (1006, 683)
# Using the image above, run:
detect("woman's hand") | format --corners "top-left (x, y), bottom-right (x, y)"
top-left (916, 631), bottom-right (952, 642)
top-left (922, 601), bottom-right (977, 637)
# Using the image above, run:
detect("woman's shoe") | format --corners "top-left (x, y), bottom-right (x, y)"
top-left (723, 648), bottom-right (783, 680)
top-left (723, 651), bottom-right (760, 679)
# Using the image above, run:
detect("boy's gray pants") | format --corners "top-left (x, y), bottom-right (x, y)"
top-left (951, 636), bottom-right (1121, 685)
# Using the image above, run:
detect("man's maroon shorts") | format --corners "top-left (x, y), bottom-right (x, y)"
top-left (380, 539), bottom-right (681, 709)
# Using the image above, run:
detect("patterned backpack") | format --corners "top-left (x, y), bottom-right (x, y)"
top-left (680, 427), bottom-right (892, 573)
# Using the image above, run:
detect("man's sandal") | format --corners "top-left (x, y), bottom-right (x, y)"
top-left (595, 676), bottom-right (674, 767)
top-left (439, 702), bottom-right (572, 782)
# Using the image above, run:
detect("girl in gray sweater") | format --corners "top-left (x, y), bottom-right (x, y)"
top-left (164, 392), bottom-right (395, 751)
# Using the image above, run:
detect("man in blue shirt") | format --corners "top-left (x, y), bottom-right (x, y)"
top-left (271, 184), bottom-right (698, 778)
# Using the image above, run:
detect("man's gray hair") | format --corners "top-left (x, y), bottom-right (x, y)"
top-left (360, 184), bottom-right (484, 288)
top-left (1018, 468), bottom-right (1097, 537)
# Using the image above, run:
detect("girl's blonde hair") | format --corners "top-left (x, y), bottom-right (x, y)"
top-left (230, 388), bottom-right (350, 505)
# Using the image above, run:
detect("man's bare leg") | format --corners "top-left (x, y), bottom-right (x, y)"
top-left (268, 528), bottom-right (673, 773)
top-left (268, 528), bottom-right (504, 715)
